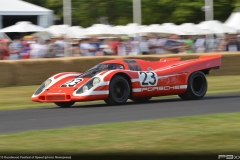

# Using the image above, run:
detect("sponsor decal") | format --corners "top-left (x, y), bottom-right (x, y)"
top-left (133, 85), bottom-right (187, 92)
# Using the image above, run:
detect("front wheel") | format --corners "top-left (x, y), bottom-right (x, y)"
top-left (54, 102), bottom-right (75, 108)
top-left (104, 75), bottom-right (130, 105)
top-left (178, 71), bottom-right (208, 100)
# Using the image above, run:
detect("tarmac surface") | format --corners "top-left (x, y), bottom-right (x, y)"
top-left (0, 93), bottom-right (240, 134)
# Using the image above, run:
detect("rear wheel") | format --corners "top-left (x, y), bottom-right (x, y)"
top-left (104, 75), bottom-right (130, 105)
top-left (131, 97), bottom-right (152, 103)
top-left (54, 102), bottom-right (75, 108)
top-left (178, 71), bottom-right (208, 100)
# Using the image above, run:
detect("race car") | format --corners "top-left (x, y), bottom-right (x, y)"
top-left (31, 54), bottom-right (221, 107)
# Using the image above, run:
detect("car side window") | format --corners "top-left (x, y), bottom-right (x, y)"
top-left (124, 60), bottom-right (142, 71)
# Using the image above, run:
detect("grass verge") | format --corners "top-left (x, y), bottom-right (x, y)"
top-left (0, 112), bottom-right (240, 153)
top-left (0, 75), bottom-right (240, 111)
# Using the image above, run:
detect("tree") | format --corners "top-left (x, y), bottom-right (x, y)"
top-left (23, 0), bottom-right (237, 27)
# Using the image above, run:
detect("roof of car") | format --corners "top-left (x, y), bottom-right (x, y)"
top-left (101, 59), bottom-right (149, 64)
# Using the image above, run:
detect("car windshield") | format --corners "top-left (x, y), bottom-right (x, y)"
top-left (77, 63), bottom-right (124, 78)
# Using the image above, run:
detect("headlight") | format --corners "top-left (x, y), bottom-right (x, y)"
top-left (83, 85), bottom-right (89, 93)
top-left (76, 77), bottom-right (101, 94)
top-left (93, 77), bottom-right (101, 86)
top-left (34, 79), bottom-right (52, 96)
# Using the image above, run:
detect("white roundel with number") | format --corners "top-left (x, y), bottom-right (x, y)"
top-left (138, 71), bottom-right (158, 86)
top-left (61, 78), bottom-right (83, 87)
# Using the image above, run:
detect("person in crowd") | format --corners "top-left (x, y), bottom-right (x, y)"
top-left (225, 34), bottom-right (240, 52)
top-left (79, 38), bottom-right (97, 56)
top-left (129, 36), bottom-right (141, 55)
top-left (0, 39), bottom-right (9, 60)
top-left (194, 35), bottom-right (206, 53)
top-left (54, 36), bottom-right (66, 57)
top-left (43, 38), bottom-right (59, 58)
top-left (138, 36), bottom-right (149, 55)
top-left (20, 36), bottom-right (33, 59)
top-left (117, 36), bottom-right (131, 56)
top-left (156, 36), bottom-right (167, 54)
top-left (147, 35), bottom-right (159, 54)
top-left (29, 37), bottom-right (47, 58)
top-left (90, 37), bottom-right (102, 55)
top-left (205, 35), bottom-right (218, 52)
top-left (184, 36), bottom-right (195, 53)
top-left (99, 38), bottom-right (114, 56)
top-left (212, 34), bottom-right (228, 52)
top-left (110, 37), bottom-right (121, 55)
top-left (8, 36), bottom-right (24, 60)
top-left (71, 39), bottom-right (81, 57)
top-left (164, 34), bottom-right (185, 54)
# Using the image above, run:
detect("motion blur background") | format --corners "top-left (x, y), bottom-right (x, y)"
top-left (1, 0), bottom-right (240, 60)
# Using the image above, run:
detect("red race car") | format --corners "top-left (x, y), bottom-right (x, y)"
top-left (31, 55), bottom-right (221, 107)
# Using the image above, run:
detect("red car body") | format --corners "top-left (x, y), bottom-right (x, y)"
top-left (31, 55), bottom-right (221, 107)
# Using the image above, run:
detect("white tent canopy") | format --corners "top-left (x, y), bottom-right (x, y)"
top-left (122, 23), bottom-right (147, 35)
top-left (196, 20), bottom-right (238, 34)
top-left (178, 23), bottom-right (212, 35)
top-left (68, 26), bottom-right (86, 38)
top-left (44, 25), bottom-right (70, 36)
top-left (136, 24), bottom-right (172, 35)
top-left (0, 0), bottom-right (53, 28)
top-left (84, 24), bottom-right (126, 37)
top-left (225, 12), bottom-right (240, 31)
top-left (0, 21), bottom-right (45, 32)
top-left (30, 19), bottom-right (240, 38)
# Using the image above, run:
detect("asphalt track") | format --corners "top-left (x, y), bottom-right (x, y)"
top-left (0, 93), bottom-right (240, 134)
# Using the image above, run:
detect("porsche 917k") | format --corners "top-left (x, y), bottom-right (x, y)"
top-left (31, 55), bottom-right (221, 107)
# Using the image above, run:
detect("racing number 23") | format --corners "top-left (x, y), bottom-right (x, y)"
top-left (139, 71), bottom-right (158, 86)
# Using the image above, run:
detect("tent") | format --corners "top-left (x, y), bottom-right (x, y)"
top-left (0, 0), bottom-right (54, 29)
top-left (196, 20), bottom-right (238, 34)
top-left (0, 21), bottom-right (45, 32)
top-left (84, 24), bottom-right (126, 37)
top-left (225, 12), bottom-right (240, 31)
top-left (178, 23), bottom-right (212, 35)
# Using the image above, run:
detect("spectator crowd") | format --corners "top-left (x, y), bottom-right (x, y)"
top-left (1, 33), bottom-right (240, 60)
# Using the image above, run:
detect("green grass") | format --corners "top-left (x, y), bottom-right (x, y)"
top-left (0, 75), bottom-right (239, 111)
top-left (0, 112), bottom-right (240, 153)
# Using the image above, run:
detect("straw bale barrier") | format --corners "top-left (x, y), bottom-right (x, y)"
top-left (0, 52), bottom-right (239, 87)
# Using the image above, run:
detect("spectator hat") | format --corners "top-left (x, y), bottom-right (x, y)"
top-left (23, 35), bottom-right (33, 39)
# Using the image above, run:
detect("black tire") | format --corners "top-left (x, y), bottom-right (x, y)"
top-left (131, 97), bottom-right (152, 103)
top-left (54, 102), bottom-right (75, 108)
top-left (104, 75), bottom-right (130, 105)
top-left (178, 71), bottom-right (208, 100)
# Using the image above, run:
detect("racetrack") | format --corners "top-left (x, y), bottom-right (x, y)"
top-left (0, 93), bottom-right (240, 134)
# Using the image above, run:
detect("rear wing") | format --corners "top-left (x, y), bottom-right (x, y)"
top-left (159, 54), bottom-right (222, 62)
top-left (199, 54), bottom-right (222, 59)
top-left (200, 54), bottom-right (221, 69)
top-left (160, 54), bottom-right (221, 73)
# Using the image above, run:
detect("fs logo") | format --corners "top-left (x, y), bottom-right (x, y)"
top-left (218, 155), bottom-right (240, 159)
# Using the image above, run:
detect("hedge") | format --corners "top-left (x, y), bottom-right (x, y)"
top-left (0, 52), bottom-right (239, 87)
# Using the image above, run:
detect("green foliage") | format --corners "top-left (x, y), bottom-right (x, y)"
top-left (23, 0), bottom-right (238, 27)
